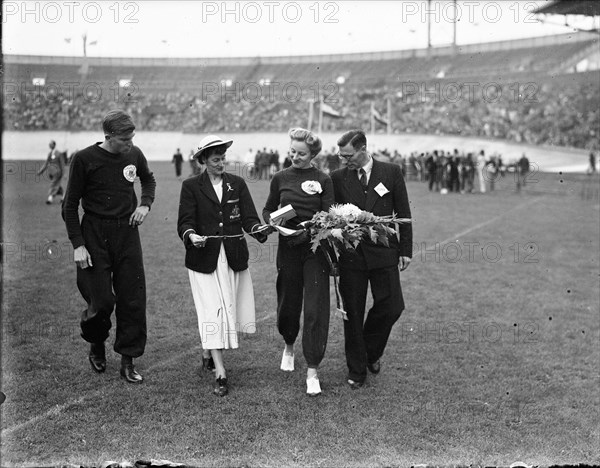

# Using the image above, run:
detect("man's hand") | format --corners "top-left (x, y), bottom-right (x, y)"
top-left (74, 245), bottom-right (93, 269)
top-left (129, 205), bottom-right (150, 227)
top-left (189, 233), bottom-right (208, 248)
top-left (399, 256), bottom-right (411, 271)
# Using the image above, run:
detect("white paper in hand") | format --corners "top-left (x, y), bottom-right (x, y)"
top-left (269, 204), bottom-right (296, 225)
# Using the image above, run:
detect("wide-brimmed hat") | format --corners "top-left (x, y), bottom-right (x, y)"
top-left (193, 135), bottom-right (233, 160)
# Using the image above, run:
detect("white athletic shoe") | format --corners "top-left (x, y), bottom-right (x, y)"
top-left (280, 350), bottom-right (294, 371)
top-left (306, 376), bottom-right (321, 396)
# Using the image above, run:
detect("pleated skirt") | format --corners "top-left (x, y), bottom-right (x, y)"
top-left (187, 245), bottom-right (256, 349)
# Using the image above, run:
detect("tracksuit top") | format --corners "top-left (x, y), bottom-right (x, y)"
top-left (63, 142), bottom-right (156, 249)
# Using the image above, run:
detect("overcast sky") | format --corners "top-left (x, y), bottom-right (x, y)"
top-left (3, 1), bottom-right (595, 58)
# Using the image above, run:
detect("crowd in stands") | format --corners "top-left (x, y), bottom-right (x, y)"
top-left (3, 72), bottom-right (598, 151)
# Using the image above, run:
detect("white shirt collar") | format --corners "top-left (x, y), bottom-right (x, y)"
top-left (358, 155), bottom-right (373, 179)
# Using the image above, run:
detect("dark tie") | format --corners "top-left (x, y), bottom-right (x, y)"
top-left (359, 168), bottom-right (368, 190)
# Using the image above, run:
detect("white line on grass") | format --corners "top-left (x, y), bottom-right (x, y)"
top-left (1, 346), bottom-right (201, 438)
top-left (2, 198), bottom-right (538, 437)
top-left (437, 197), bottom-right (541, 246)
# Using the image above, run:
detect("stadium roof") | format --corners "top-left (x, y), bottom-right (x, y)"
top-left (534, 0), bottom-right (600, 17)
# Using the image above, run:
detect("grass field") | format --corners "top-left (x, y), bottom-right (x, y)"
top-left (1, 160), bottom-right (599, 467)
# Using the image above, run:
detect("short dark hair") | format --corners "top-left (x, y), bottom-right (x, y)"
top-left (337, 129), bottom-right (367, 150)
top-left (102, 110), bottom-right (135, 136)
top-left (199, 144), bottom-right (227, 163)
top-left (289, 127), bottom-right (322, 156)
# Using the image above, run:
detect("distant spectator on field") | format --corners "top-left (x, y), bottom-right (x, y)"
top-left (189, 149), bottom-right (202, 177)
top-left (172, 148), bottom-right (184, 179)
top-left (426, 152), bottom-right (438, 192)
top-left (437, 151), bottom-right (447, 192)
top-left (486, 156), bottom-right (498, 192)
top-left (326, 147), bottom-right (340, 173)
top-left (587, 152), bottom-right (597, 175)
top-left (269, 149), bottom-right (280, 176)
top-left (282, 151), bottom-right (292, 169)
top-left (477, 150), bottom-right (487, 193)
top-left (258, 148), bottom-right (271, 180)
top-left (461, 153), bottom-right (475, 193)
top-left (518, 153), bottom-right (530, 186)
top-left (245, 148), bottom-right (255, 175)
top-left (448, 156), bottom-right (460, 193)
top-left (37, 140), bottom-right (67, 205)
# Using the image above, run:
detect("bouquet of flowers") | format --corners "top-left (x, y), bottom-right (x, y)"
top-left (301, 203), bottom-right (411, 321)
top-left (302, 203), bottom-right (411, 256)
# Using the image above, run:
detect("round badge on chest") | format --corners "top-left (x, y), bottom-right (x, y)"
top-left (123, 164), bottom-right (137, 182)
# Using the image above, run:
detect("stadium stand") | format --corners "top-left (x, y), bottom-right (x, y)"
top-left (3, 32), bottom-right (598, 150)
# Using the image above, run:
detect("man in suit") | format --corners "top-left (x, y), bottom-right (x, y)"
top-left (330, 129), bottom-right (412, 389)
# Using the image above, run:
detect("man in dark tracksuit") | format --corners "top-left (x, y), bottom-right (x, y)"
top-left (62, 110), bottom-right (156, 383)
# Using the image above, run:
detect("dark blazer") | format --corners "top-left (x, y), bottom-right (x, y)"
top-left (331, 159), bottom-right (413, 270)
top-left (177, 171), bottom-right (266, 273)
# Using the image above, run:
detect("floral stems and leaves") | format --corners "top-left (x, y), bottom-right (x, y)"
top-left (301, 203), bottom-right (411, 256)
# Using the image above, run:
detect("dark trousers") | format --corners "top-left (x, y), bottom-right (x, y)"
top-left (47, 167), bottom-right (63, 197)
top-left (276, 238), bottom-right (330, 367)
top-left (339, 265), bottom-right (403, 382)
top-left (76, 215), bottom-right (147, 357)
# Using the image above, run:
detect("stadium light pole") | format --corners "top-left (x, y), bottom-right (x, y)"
top-left (81, 33), bottom-right (97, 57)
top-left (317, 97), bottom-right (323, 134)
top-left (453, 0), bottom-right (457, 47)
top-left (387, 97), bottom-right (392, 136)
top-left (427, 0), bottom-right (432, 50)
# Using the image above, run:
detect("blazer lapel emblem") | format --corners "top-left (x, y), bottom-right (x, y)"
top-left (220, 174), bottom-right (234, 206)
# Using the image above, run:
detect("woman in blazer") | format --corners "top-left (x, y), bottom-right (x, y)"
top-left (177, 135), bottom-right (270, 397)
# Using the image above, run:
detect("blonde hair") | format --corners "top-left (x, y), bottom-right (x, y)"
top-left (289, 127), bottom-right (322, 157)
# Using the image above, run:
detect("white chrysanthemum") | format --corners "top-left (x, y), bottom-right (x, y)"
top-left (329, 203), bottom-right (362, 218)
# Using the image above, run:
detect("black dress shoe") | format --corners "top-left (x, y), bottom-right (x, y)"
top-left (89, 343), bottom-right (106, 373)
top-left (367, 360), bottom-right (381, 374)
top-left (202, 356), bottom-right (215, 371)
top-left (120, 364), bottom-right (143, 383)
top-left (347, 379), bottom-right (364, 390)
top-left (214, 377), bottom-right (228, 397)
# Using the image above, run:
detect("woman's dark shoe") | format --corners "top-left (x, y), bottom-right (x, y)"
top-left (202, 356), bottom-right (215, 371)
top-left (214, 377), bottom-right (228, 397)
